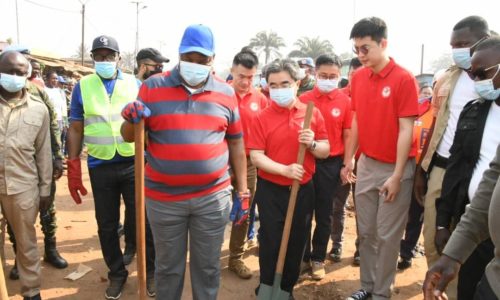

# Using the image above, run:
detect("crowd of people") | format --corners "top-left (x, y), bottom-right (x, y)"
top-left (0, 14), bottom-right (499, 300)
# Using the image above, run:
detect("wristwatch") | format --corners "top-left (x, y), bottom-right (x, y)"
top-left (309, 140), bottom-right (317, 151)
top-left (436, 226), bottom-right (447, 231)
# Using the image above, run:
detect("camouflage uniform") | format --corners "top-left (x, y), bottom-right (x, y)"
top-left (297, 76), bottom-right (316, 96)
top-left (8, 81), bottom-right (63, 247)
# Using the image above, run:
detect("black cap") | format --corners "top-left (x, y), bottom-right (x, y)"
top-left (91, 35), bottom-right (120, 53)
top-left (136, 48), bottom-right (170, 63)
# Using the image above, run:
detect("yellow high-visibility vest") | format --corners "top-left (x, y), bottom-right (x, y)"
top-left (80, 73), bottom-right (137, 160)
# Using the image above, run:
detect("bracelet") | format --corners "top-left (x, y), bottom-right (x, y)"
top-left (436, 226), bottom-right (447, 231)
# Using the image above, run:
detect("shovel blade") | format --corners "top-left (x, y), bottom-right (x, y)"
top-left (257, 274), bottom-right (290, 300)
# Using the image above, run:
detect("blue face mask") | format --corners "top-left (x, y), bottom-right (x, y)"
top-left (270, 87), bottom-right (295, 107)
top-left (179, 61), bottom-right (211, 87)
top-left (95, 61), bottom-right (117, 79)
top-left (260, 77), bottom-right (268, 90)
top-left (317, 78), bottom-right (338, 93)
top-left (0, 73), bottom-right (27, 93)
top-left (452, 48), bottom-right (472, 70)
top-left (474, 66), bottom-right (500, 100)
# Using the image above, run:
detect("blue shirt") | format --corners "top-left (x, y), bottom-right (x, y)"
top-left (70, 70), bottom-right (137, 168)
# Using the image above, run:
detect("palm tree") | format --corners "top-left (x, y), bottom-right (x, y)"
top-left (288, 36), bottom-right (334, 60)
top-left (248, 31), bottom-right (286, 64)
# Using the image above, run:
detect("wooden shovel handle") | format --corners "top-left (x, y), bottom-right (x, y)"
top-left (134, 119), bottom-right (147, 300)
top-left (275, 101), bottom-right (315, 275)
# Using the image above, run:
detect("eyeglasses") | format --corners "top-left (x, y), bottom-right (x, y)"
top-left (143, 63), bottom-right (163, 70)
top-left (467, 63), bottom-right (500, 81)
top-left (92, 53), bottom-right (118, 62)
top-left (352, 44), bottom-right (372, 55)
top-left (317, 74), bottom-right (339, 80)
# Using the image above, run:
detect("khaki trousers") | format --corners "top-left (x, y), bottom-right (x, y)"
top-left (355, 155), bottom-right (415, 300)
top-left (229, 158), bottom-right (257, 260)
top-left (0, 186), bottom-right (41, 298)
top-left (423, 166), bottom-right (457, 299)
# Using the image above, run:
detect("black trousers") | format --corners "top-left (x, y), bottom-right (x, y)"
top-left (256, 177), bottom-right (314, 293)
top-left (458, 239), bottom-right (495, 300)
top-left (399, 194), bottom-right (424, 260)
top-left (304, 156), bottom-right (342, 262)
top-left (473, 275), bottom-right (498, 300)
top-left (89, 161), bottom-right (155, 280)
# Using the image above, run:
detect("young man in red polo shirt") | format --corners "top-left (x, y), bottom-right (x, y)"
top-left (299, 53), bottom-right (352, 280)
top-left (248, 59), bottom-right (329, 299)
top-left (342, 17), bottom-right (419, 300)
top-left (227, 47), bottom-right (268, 280)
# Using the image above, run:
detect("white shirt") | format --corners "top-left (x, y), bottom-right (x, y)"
top-left (45, 87), bottom-right (67, 121)
top-left (468, 102), bottom-right (500, 200)
top-left (436, 71), bottom-right (479, 158)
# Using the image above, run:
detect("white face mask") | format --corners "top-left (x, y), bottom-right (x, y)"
top-left (316, 78), bottom-right (338, 93)
top-left (269, 87), bottom-right (295, 107)
top-left (179, 61), bottom-right (211, 87)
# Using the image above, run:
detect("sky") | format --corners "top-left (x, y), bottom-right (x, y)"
top-left (1, 0), bottom-right (499, 75)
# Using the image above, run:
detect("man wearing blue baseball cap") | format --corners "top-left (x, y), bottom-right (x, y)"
top-left (120, 24), bottom-right (248, 300)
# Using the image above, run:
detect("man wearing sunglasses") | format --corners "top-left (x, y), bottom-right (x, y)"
top-left (426, 36), bottom-right (500, 300)
top-left (415, 16), bottom-right (491, 299)
top-left (342, 17), bottom-right (419, 300)
top-left (136, 48), bottom-right (169, 82)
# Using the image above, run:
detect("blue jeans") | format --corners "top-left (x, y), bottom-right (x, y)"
top-left (146, 188), bottom-right (231, 300)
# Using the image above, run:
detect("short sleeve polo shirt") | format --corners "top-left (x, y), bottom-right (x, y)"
top-left (351, 58), bottom-right (418, 163)
top-left (300, 87), bottom-right (352, 156)
top-left (248, 100), bottom-right (328, 186)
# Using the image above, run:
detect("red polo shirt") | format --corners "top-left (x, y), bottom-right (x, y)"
top-left (351, 58), bottom-right (418, 163)
top-left (300, 87), bottom-right (352, 157)
top-left (234, 87), bottom-right (269, 155)
top-left (248, 100), bottom-right (328, 186)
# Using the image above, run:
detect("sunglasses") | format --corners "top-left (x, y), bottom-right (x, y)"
top-left (144, 63), bottom-right (163, 70)
top-left (467, 63), bottom-right (500, 81)
top-left (352, 44), bottom-right (372, 55)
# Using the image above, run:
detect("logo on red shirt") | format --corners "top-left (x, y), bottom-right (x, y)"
top-left (331, 108), bottom-right (341, 117)
top-left (382, 86), bottom-right (391, 98)
top-left (250, 102), bottom-right (259, 111)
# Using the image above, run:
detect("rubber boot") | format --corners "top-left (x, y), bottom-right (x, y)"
top-left (44, 237), bottom-right (68, 269)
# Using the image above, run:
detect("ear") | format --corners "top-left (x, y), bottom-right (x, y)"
top-left (380, 38), bottom-right (388, 50)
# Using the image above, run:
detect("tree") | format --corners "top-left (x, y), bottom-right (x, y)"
top-left (120, 51), bottom-right (136, 73)
top-left (431, 53), bottom-right (453, 72)
top-left (73, 43), bottom-right (91, 60)
top-left (288, 36), bottom-right (334, 60)
top-left (248, 31), bottom-right (286, 64)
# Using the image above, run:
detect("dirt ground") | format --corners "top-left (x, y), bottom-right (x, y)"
top-left (3, 163), bottom-right (427, 300)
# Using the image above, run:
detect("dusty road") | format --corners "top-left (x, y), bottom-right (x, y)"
top-left (3, 163), bottom-right (426, 299)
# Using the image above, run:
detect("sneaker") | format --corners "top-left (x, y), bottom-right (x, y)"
top-left (353, 250), bottom-right (360, 266)
top-left (311, 261), bottom-right (325, 280)
top-left (105, 278), bottom-right (126, 300)
top-left (300, 261), bottom-right (311, 274)
top-left (146, 276), bottom-right (156, 297)
top-left (397, 257), bottom-right (412, 270)
top-left (228, 259), bottom-right (252, 279)
top-left (23, 294), bottom-right (41, 300)
top-left (329, 248), bottom-right (342, 262)
top-left (123, 246), bottom-right (136, 266)
top-left (347, 289), bottom-right (371, 300)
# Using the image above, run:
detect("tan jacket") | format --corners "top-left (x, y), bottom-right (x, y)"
top-left (0, 89), bottom-right (53, 197)
top-left (444, 144), bottom-right (500, 298)
top-left (421, 66), bottom-right (462, 171)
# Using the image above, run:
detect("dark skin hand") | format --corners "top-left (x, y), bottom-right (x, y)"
top-left (435, 228), bottom-right (451, 255)
top-left (53, 158), bottom-right (63, 180)
top-left (423, 255), bottom-right (460, 299)
top-left (39, 196), bottom-right (53, 212)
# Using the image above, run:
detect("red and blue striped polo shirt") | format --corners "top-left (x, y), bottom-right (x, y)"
top-left (138, 67), bottom-right (243, 201)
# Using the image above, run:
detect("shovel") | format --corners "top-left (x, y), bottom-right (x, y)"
top-left (258, 101), bottom-right (315, 300)
top-left (134, 119), bottom-right (147, 300)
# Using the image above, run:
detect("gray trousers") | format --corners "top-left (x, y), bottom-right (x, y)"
top-left (355, 155), bottom-right (415, 299)
top-left (146, 187), bottom-right (231, 300)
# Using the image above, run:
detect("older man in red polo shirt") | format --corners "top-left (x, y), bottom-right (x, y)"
top-left (227, 47), bottom-right (268, 280)
top-left (249, 58), bottom-right (329, 298)
top-left (342, 17), bottom-right (419, 300)
top-left (299, 53), bottom-right (352, 279)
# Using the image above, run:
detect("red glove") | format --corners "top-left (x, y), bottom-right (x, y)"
top-left (67, 158), bottom-right (88, 204)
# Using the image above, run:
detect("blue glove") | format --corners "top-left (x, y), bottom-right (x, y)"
top-left (230, 190), bottom-right (251, 226)
top-left (121, 101), bottom-right (151, 123)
